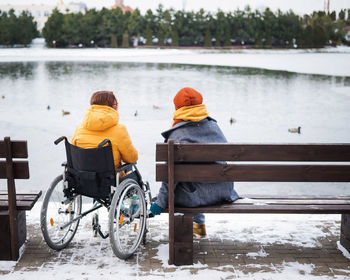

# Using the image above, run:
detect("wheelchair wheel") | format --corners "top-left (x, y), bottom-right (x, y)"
top-left (109, 178), bottom-right (147, 259)
top-left (40, 174), bottom-right (82, 250)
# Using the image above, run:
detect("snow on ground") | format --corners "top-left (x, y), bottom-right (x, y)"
top-left (0, 262), bottom-right (16, 272)
top-left (0, 43), bottom-right (350, 77)
top-left (1, 202), bottom-right (349, 279)
top-left (338, 241), bottom-right (350, 260)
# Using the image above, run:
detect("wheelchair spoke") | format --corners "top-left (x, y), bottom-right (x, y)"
top-left (109, 178), bottom-right (147, 259)
top-left (41, 174), bottom-right (82, 250)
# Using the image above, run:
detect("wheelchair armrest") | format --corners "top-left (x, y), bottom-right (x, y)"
top-left (61, 161), bottom-right (67, 167)
top-left (116, 163), bottom-right (136, 173)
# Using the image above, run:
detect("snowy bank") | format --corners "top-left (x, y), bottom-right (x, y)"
top-left (0, 45), bottom-right (350, 77)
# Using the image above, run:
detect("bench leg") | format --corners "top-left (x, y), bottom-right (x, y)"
top-left (0, 210), bottom-right (26, 260)
top-left (172, 213), bottom-right (193, 265)
top-left (340, 214), bottom-right (350, 253)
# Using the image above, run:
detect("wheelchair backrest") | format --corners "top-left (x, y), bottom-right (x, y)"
top-left (64, 139), bottom-right (116, 200)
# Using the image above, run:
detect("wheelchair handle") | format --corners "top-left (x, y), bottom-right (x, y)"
top-left (54, 136), bottom-right (67, 145)
top-left (98, 139), bottom-right (111, 148)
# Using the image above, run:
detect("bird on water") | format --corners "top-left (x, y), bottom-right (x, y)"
top-left (288, 126), bottom-right (301, 134)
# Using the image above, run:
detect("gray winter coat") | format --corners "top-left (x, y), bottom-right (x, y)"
top-left (155, 117), bottom-right (239, 209)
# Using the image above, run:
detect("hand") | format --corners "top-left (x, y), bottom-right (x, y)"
top-left (150, 203), bottom-right (162, 215)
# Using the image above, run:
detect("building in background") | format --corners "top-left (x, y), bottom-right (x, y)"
top-left (112, 0), bottom-right (133, 13)
top-left (0, 1), bottom-right (86, 31)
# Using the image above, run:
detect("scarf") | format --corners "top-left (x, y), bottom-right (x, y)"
top-left (172, 104), bottom-right (209, 127)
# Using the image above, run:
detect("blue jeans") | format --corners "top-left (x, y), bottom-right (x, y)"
top-left (193, 213), bottom-right (205, 224)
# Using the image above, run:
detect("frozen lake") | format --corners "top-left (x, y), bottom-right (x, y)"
top-left (0, 45), bottom-right (350, 196)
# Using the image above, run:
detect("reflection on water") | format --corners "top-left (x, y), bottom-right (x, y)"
top-left (0, 61), bottom-right (349, 195)
top-left (0, 62), bottom-right (36, 79)
top-left (42, 61), bottom-right (350, 84)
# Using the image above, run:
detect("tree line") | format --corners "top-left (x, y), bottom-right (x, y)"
top-left (0, 9), bottom-right (39, 46)
top-left (1, 6), bottom-right (350, 48)
top-left (42, 6), bottom-right (350, 48)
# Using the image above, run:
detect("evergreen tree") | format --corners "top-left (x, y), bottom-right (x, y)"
top-left (204, 26), bottom-right (211, 47)
top-left (17, 11), bottom-right (39, 45)
top-left (110, 7), bottom-right (125, 47)
top-left (0, 10), bottom-right (38, 46)
top-left (145, 24), bottom-right (152, 45)
top-left (214, 10), bottom-right (226, 47)
top-left (61, 13), bottom-right (83, 46)
top-left (144, 9), bottom-right (156, 43)
top-left (42, 9), bottom-right (65, 47)
top-left (171, 25), bottom-right (179, 46)
top-left (155, 4), bottom-right (169, 46)
top-left (262, 8), bottom-right (276, 48)
top-left (301, 25), bottom-right (313, 48)
top-left (215, 29), bottom-right (221, 47)
top-left (157, 26), bottom-right (164, 46)
top-left (223, 25), bottom-right (231, 47)
top-left (98, 8), bottom-right (113, 47)
top-left (330, 11), bottom-right (336, 21)
top-left (127, 9), bottom-right (142, 39)
top-left (36, 6), bottom-right (344, 49)
top-left (312, 24), bottom-right (327, 47)
top-left (255, 32), bottom-right (263, 48)
top-left (110, 34), bottom-right (118, 48)
top-left (7, 10), bottom-right (20, 45)
top-left (122, 33), bottom-right (129, 48)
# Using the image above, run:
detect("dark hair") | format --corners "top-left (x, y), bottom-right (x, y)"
top-left (90, 91), bottom-right (117, 108)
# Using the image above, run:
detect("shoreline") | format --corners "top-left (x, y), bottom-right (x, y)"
top-left (1, 46), bottom-right (350, 77)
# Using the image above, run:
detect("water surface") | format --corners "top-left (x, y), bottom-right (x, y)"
top-left (0, 61), bottom-right (349, 195)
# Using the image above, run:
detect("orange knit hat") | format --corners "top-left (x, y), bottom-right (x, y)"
top-left (173, 87), bottom-right (203, 110)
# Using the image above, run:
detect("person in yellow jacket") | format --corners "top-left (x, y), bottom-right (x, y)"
top-left (71, 90), bottom-right (138, 168)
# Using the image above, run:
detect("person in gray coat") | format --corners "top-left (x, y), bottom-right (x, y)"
top-left (150, 87), bottom-right (239, 238)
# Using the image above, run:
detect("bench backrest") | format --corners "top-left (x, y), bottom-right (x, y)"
top-left (156, 142), bottom-right (350, 182)
top-left (0, 137), bottom-right (29, 260)
top-left (156, 141), bottom-right (350, 265)
top-left (0, 140), bottom-right (29, 180)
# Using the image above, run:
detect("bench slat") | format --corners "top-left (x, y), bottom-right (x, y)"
top-left (0, 195), bottom-right (40, 201)
top-left (168, 204), bottom-right (350, 214)
top-left (0, 191), bottom-right (41, 211)
top-left (235, 198), bottom-right (350, 205)
top-left (0, 200), bottom-right (38, 211)
top-left (156, 143), bottom-right (350, 162)
top-left (156, 163), bottom-right (350, 182)
top-left (0, 140), bottom-right (28, 159)
top-left (0, 191), bottom-right (42, 195)
top-left (0, 161), bottom-right (29, 179)
top-left (0, 194), bottom-right (42, 201)
top-left (239, 195), bottom-right (350, 200)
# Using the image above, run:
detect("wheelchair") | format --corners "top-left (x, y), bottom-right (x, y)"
top-left (40, 136), bottom-right (152, 259)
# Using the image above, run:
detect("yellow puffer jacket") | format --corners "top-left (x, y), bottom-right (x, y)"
top-left (71, 105), bottom-right (138, 168)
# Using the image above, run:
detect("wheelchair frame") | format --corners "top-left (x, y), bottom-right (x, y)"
top-left (40, 136), bottom-right (152, 259)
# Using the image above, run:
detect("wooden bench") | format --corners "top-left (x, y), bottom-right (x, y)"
top-left (155, 140), bottom-right (350, 265)
top-left (0, 137), bottom-right (41, 261)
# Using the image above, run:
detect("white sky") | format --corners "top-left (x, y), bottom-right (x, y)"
top-left (0, 0), bottom-right (349, 14)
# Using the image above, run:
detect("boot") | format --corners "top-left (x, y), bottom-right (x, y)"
top-left (193, 223), bottom-right (207, 238)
